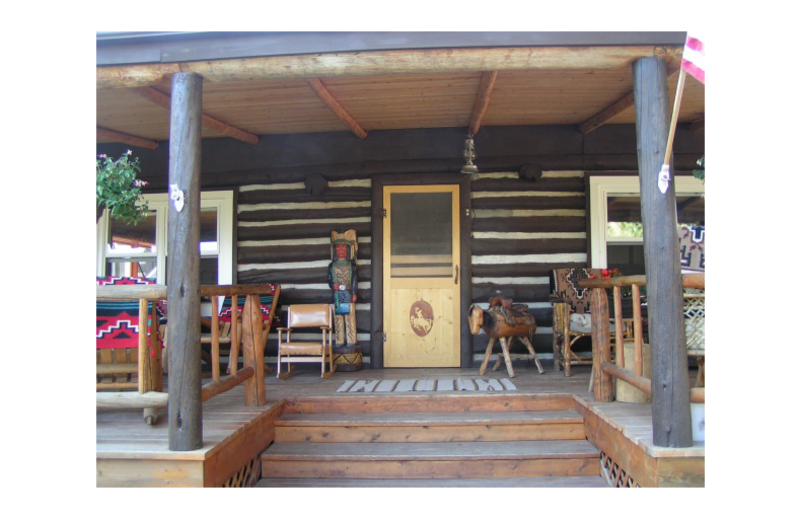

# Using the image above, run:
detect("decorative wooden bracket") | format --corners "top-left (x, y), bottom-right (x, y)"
top-left (306, 78), bottom-right (367, 139)
top-left (468, 71), bottom-right (498, 136)
top-left (96, 126), bottom-right (159, 150)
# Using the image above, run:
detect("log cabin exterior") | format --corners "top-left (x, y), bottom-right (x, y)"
top-left (95, 31), bottom-right (705, 487)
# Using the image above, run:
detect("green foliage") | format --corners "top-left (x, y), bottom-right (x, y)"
top-left (692, 156), bottom-right (705, 182)
top-left (96, 151), bottom-right (149, 225)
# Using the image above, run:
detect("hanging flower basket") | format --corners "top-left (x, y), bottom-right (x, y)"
top-left (96, 150), bottom-right (149, 225)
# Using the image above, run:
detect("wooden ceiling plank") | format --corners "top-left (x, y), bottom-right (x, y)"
top-left (306, 78), bottom-right (368, 139)
top-left (468, 71), bottom-right (498, 136)
top-left (134, 87), bottom-right (259, 145)
top-left (96, 127), bottom-right (159, 150)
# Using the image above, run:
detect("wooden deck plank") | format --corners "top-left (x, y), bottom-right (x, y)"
top-left (275, 411), bottom-right (584, 426)
top-left (263, 439), bottom-right (600, 460)
top-left (256, 476), bottom-right (610, 487)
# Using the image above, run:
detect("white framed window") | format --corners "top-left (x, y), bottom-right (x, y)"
top-left (589, 176), bottom-right (704, 272)
top-left (96, 190), bottom-right (234, 285)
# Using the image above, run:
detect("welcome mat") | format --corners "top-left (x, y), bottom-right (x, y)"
top-left (336, 378), bottom-right (516, 393)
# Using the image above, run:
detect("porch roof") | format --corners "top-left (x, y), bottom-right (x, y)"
top-left (96, 31), bottom-right (705, 148)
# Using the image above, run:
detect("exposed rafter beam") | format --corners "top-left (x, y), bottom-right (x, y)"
top-left (306, 78), bottom-right (367, 139)
top-left (579, 92), bottom-right (635, 135)
top-left (579, 65), bottom-right (682, 135)
top-left (468, 71), bottom-right (498, 136)
top-left (96, 127), bottom-right (158, 150)
top-left (134, 87), bottom-right (259, 145)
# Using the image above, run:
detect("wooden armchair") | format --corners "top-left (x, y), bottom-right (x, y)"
top-left (276, 303), bottom-right (335, 379)
top-left (550, 268), bottom-right (605, 377)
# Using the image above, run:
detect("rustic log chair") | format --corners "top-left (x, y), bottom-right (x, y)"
top-left (276, 303), bottom-right (336, 379)
top-left (550, 267), bottom-right (606, 377)
top-left (96, 276), bottom-right (164, 423)
top-left (198, 285), bottom-right (281, 375)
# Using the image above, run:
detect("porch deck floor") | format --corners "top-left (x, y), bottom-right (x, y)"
top-left (97, 361), bottom-right (593, 456)
top-left (96, 361), bottom-right (703, 483)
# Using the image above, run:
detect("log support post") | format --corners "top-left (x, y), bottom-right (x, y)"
top-left (242, 295), bottom-right (267, 406)
top-left (590, 288), bottom-right (614, 402)
top-left (632, 57), bottom-right (693, 448)
top-left (167, 72), bottom-right (204, 451)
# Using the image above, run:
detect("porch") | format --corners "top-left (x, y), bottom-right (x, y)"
top-left (96, 362), bottom-right (704, 487)
top-left (95, 31), bottom-right (706, 489)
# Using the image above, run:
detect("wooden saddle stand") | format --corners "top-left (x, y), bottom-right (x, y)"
top-left (469, 294), bottom-right (544, 378)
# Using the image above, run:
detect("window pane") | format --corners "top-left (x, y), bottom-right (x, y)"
top-left (107, 211), bottom-right (157, 255)
top-left (105, 211), bottom-right (158, 281)
top-left (606, 196), bottom-right (643, 238)
top-left (606, 193), bottom-right (705, 276)
top-left (390, 192), bottom-right (453, 278)
top-left (106, 258), bottom-right (158, 280)
top-left (200, 208), bottom-right (218, 255)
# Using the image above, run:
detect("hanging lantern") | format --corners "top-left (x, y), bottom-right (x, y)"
top-left (461, 134), bottom-right (478, 174)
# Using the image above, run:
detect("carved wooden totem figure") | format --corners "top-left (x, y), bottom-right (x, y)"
top-left (328, 229), bottom-right (358, 346)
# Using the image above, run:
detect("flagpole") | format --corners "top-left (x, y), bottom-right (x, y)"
top-left (664, 68), bottom-right (687, 168)
top-left (657, 68), bottom-right (687, 193)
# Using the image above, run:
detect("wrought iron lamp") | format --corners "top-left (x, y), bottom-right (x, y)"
top-left (461, 134), bottom-right (478, 174)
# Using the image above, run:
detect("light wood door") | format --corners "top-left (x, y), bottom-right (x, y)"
top-left (383, 185), bottom-right (460, 367)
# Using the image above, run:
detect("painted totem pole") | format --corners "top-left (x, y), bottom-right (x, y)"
top-left (328, 229), bottom-right (362, 370)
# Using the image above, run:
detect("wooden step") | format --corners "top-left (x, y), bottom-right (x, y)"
top-left (282, 393), bottom-right (577, 415)
top-left (256, 476), bottom-right (609, 487)
top-left (275, 411), bottom-right (586, 443)
top-left (261, 440), bottom-right (600, 479)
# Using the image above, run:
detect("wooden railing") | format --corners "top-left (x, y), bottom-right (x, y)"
top-left (579, 273), bottom-right (705, 405)
top-left (96, 284), bottom-right (275, 421)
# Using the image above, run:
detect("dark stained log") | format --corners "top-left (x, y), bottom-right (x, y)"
top-left (167, 73), bottom-right (204, 452)
top-left (633, 56), bottom-right (693, 448)
top-left (236, 265), bottom-right (371, 286)
top-left (471, 177), bottom-right (586, 193)
top-left (237, 221), bottom-right (372, 241)
top-left (472, 284), bottom-right (552, 302)
top-left (471, 196), bottom-right (585, 210)
top-left (471, 216), bottom-right (587, 234)
top-left (237, 206), bottom-right (371, 223)
top-left (370, 176), bottom-right (384, 369)
top-left (460, 177), bottom-right (474, 368)
top-left (238, 242), bottom-right (372, 264)
top-left (472, 238), bottom-right (586, 255)
top-left (238, 187), bottom-right (371, 204)
top-left (472, 262), bottom-right (583, 279)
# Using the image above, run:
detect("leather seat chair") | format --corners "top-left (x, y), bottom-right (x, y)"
top-left (276, 303), bottom-right (335, 379)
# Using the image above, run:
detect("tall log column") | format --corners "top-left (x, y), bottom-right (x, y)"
top-left (167, 73), bottom-right (204, 451)
top-left (632, 57), bottom-right (693, 448)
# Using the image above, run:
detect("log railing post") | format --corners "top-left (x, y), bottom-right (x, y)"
top-left (242, 294), bottom-right (266, 406)
top-left (591, 288), bottom-right (614, 402)
top-left (633, 56), bottom-right (693, 447)
top-left (167, 72), bottom-right (204, 451)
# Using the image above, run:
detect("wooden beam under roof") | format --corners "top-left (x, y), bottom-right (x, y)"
top-left (97, 45), bottom-right (683, 89)
top-left (306, 78), bottom-right (367, 139)
top-left (579, 63), bottom-right (682, 135)
top-left (134, 87), bottom-right (259, 145)
top-left (96, 127), bottom-right (159, 150)
top-left (579, 92), bottom-right (635, 135)
top-left (468, 71), bottom-right (498, 136)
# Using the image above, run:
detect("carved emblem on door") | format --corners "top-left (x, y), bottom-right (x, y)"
top-left (409, 300), bottom-right (434, 337)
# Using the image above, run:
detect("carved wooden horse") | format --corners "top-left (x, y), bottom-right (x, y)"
top-left (468, 304), bottom-right (544, 378)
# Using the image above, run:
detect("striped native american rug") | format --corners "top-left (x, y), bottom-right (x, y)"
top-left (336, 378), bottom-right (516, 393)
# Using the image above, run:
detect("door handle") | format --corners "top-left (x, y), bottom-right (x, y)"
top-left (454, 265), bottom-right (459, 285)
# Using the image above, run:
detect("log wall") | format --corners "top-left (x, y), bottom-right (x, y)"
top-left (97, 124), bottom-right (704, 363)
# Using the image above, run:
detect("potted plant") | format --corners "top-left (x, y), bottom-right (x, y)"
top-left (96, 150), bottom-right (149, 224)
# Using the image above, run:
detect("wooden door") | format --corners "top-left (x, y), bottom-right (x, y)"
top-left (383, 185), bottom-right (460, 367)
